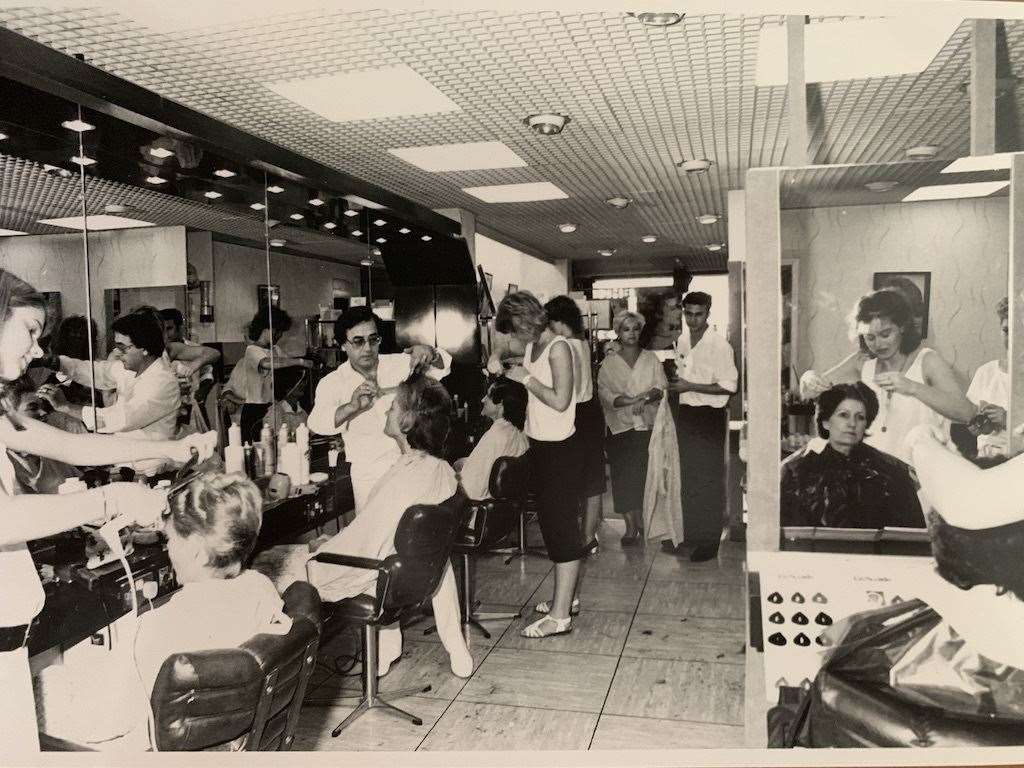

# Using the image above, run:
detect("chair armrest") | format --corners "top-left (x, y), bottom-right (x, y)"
top-left (462, 501), bottom-right (488, 547)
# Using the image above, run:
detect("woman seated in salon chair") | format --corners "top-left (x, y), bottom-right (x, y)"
top-left (780, 382), bottom-right (925, 529)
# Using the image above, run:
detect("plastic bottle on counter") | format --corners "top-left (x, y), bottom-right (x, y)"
top-left (295, 423), bottom-right (310, 485)
top-left (260, 424), bottom-right (275, 476)
top-left (224, 443), bottom-right (244, 475)
top-left (227, 422), bottom-right (242, 448)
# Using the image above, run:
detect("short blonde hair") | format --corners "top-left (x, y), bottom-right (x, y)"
top-left (613, 310), bottom-right (646, 336)
top-left (496, 291), bottom-right (547, 340)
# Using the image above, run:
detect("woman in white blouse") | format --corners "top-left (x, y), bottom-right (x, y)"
top-left (597, 311), bottom-right (665, 545)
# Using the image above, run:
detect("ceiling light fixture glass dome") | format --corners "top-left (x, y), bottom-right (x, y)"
top-left (706, 243), bottom-right (725, 252)
top-left (557, 223), bottom-right (578, 233)
top-left (641, 235), bottom-right (657, 243)
top-left (524, 113), bottom-right (571, 136)
top-left (604, 196), bottom-right (633, 209)
top-left (697, 214), bottom-right (720, 224)
top-left (865, 181), bottom-right (899, 192)
top-left (598, 248), bottom-right (617, 257)
top-left (629, 12), bottom-right (684, 26)
top-left (677, 158), bottom-right (713, 174)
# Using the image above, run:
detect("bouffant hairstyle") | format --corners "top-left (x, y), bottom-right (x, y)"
top-left (488, 377), bottom-right (528, 431)
top-left (247, 305), bottom-right (293, 343)
top-left (167, 472), bottom-right (263, 577)
top-left (853, 289), bottom-right (921, 355)
top-left (395, 373), bottom-right (452, 458)
top-left (496, 291), bottom-right (547, 340)
top-left (544, 295), bottom-right (584, 336)
top-left (612, 310), bottom-right (646, 336)
top-left (815, 382), bottom-right (879, 439)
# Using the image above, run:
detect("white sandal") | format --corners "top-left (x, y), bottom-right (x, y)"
top-left (521, 615), bottom-right (572, 638)
top-left (535, 597), bottom-right (581, 615)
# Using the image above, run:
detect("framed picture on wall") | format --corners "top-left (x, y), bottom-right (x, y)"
top-left (872, 271), bottom-right (931, 338)
top-left (257, 284), bottom-right (281, 309)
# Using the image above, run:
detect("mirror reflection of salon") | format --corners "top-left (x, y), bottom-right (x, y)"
top-left (777, 158), bottom-right (1011, 540)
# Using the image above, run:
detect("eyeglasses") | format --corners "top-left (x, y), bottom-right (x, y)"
top-left (346, 334), bottom-right (381, 349)
top-left (113, 341), bottom-right (138, 354)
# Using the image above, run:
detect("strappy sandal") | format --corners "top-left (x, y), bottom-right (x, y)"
top-left (535, 597), bottom-right (581, 615)
top-left (521, 615), bottom-right (573, 638)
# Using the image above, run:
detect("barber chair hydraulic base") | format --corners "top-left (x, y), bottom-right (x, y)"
top-left (422, 555), bottom-right (520, 640)
top-left (500, 508), bottom-right (547, 565)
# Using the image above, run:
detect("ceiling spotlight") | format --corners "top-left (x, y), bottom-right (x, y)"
top-left (604, 196), bottom-right (633, 209)
top-left (62, 119), bottom-right (95, 132)
top-left (865, 181), bottom-right (899, 192)
top-left (641, 235), bottom-right (657, 243)
top-left (269, 238), bottom-right (286, 247)
top-left (351, 229), bottom-right (363, 237)
top-left (145, 175), bottom-right (167, 185)
top-left (266, 185), bottom-right (284, 194)
top-left (557, 223), bottom-right (578, 233)
top-left (421, 235), bottom-right (432, 242)
top-left (677, 158), bottom-right (713, 174)
top-left (70, 155), bottom-right (96, 167)
top-left (213, 168), bottom-right (236, 178)
top-left (706, 243), bottom-right (725, 252)
top-left (203, 190), bottom-right (222, 199)
top-left (323, 222), bottom-right (337, 230)
top-left (697, 214), bottom-right (720, 225)
top-left (398, 227), bottom-right (411, 234)
top-left (289, 213), bottom-right (304, 220)
top-left (905, 145), bottom-right (939, 160)
top-left (373, 218), bottom-right (386, 226)
top-left (149, 146), bottom-right (174, 159)
top-left (360, 259), bottom-right (374, 266)
top-left (598, 248), bottom-right (617, 257)
top-left (376, 237), bottom-right (387, 244)
top-left (524, 113), bottom-right (571, 136)
top-left (343, 209), bottom-right (360, 217)
top-left (308, 197), bottom-right (325, 207)
top-left (250, 202), bottom-right (266, 210)
top-left (629, 12), bottom-right (684, 26)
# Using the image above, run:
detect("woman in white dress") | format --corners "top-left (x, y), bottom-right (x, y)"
top-left (800, 289), bottom-right (974, 463)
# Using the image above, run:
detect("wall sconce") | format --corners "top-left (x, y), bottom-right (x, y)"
top-left (199, 280), bottom-right (214, 322)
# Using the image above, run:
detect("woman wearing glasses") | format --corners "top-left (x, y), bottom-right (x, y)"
top-left (307, 306), bottom-right (451, 514)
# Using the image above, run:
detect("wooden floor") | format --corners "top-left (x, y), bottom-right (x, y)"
top-left (293, 518), bottom-right (747, 752)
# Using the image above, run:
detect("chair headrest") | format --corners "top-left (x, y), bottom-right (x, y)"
top-left (489, 454), bottom-right (529, 500)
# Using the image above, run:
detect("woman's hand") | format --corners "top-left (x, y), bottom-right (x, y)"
top-left (505, 365), bottom-right (529, 384)
top-left (486, 355), bottom-right (504, 375)
top-left (103, 482), bottom-right (169, 527)
top-left (604, 340), bottom-right (622, 357)
top-left (645, 387), bottom-right (663, 403)
top-left (406, 344), bottom-right (437, 372)
top-left (37, 383), bottom-right (68, 411)
top-left (798, 370), bottom-right (831, 399)
top-left (165, 431), bottom-right (218, 464)
top-left (874, 371), bottom-right (917, 397)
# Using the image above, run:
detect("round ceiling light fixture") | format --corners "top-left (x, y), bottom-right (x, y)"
top-left (677, 158), bottom-right (713, 174)
top-left (706, 243), bottom-right (725, 252)
top-left (597, 248), bottom-right (617, 257)
top-left (557, 223), bottom-right (578, 233)
top-left (865, 180), bottom-right (899, 192)
top-left (524, 113), bottom-right (571, 136)
top-left (360, 258), bottom-right (374, 266)
top-left (697, 214), bottom-right (720, 225)
top-left (604, 196), bottom-right (633, 209)
top-left (905, 145), bottom-right (939, 160)
top-left (641, 235), bottom-right (657, 244)
top-left (269, 238), bottom-right (286, 247)
top-left (371, 247), bottom-right (382, 257)
top-left (629, 11), bottom-right (684, 26)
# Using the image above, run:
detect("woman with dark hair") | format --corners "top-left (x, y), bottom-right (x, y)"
top-left (304, 374), bottom-right (473, 678)
top-left (965, 296), bottom-right (1010, 461)
top-left (497, 291), bottom-right (584, 638)
top-left (780, 382), bottom-right (924, 529)
top-left (0, 269), bottom-right (214, 751)
top-left (544, 295), bottom-right (605, 552)
top-left (224, 305), bottom-right (311, 441)
top-left (800, 289), bottom-right (973, 463)
top-left (455, 377), bottom-right (529, 502)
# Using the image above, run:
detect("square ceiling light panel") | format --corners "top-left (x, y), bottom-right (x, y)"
top-left (266, 65), bottom-right (461, 123)
top-left (37, 215), bottom-right (156, 231)
top-left (941, 153), bottom-right (1014, 174)
top-left (388, 142), bottom-right (527, 172)
top-left (0, 229), bottom-right (28, 236)
top-left (902, 181), bottom-right (1009, 202)
top-left (462, 182), bottom-right (569, 203)
top-left (756, 16), bottom-right (963, 86)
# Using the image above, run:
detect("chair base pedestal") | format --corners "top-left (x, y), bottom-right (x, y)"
top-left (330, 684), bottom-right (432, 736)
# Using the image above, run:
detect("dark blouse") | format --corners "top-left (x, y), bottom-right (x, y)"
top-left (780, 442), bottom-right (925, 529)
top-left (929, 511), bottom-right (1024, 601)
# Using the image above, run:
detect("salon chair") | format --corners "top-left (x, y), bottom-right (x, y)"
top-left (306, 492), bottom-right (468, 737)
top-left (39, 581), bottom-right (322, 752)
top-left (499, 458), bottom-right (546, 565)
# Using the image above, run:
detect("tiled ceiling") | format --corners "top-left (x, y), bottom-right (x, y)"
top-left (2, 7), bottom-right (1024, 275)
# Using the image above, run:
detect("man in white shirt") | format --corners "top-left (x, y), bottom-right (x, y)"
top-left (966, 296), bottom-right (1010, 461)
top-left (667, 292), bottom-right (738, 561)
top-left (307, 306), bottom-right (451, 514)
top-left (456, 377), bottom-right (529, 502)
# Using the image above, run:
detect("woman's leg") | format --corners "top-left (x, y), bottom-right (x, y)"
top-left (430, 562), bottom-right (473, 677)
top-left (583, 493), bottom-right (602, 543)
top-left (549, 559), bottom-right (581, 619)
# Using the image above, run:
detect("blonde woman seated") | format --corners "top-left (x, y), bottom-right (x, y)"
top-left (36, 472), bottom-right (291, 751)
top-left (304, 374), bottom-right (473, 678)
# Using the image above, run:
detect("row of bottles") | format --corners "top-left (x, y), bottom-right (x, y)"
top-left (225, 421), bottom-right (310, 489)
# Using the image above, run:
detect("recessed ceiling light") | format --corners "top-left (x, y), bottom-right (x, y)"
top-left (343, 209), bottom-right (360, 218)
top-left (289, 213), bottom-right (304, 220)
top-left (697, 214), bottom-right (720, 225)
top-left (373, 219), bottom-right (386, 226)
top-left (149, 146), bottom-right (174, 159)
top-left (203, 190), bottom-right (222, 199)
top-left (360, 259), bottom-right (374, 266)
top-left (629, 12), bottom-right (684, 26)
top-left (250, 202), bottom-right (266, 210)
top-left (902, 181), bottom-right (1009, 202)
top-left (70, 155), bottom-right (96, 166)
top-left (39, 215), bottom-right (155, 231)
top-left (865, 181), bottom-right (899, 192)
top-left (523, 113), bottom-right (571, 136)
top-left (0, 229), bottom-right (27, 236)
top-left (376, 237), bottom-right (387, 244)
top-left (398, 227), bottom-right (411, 234)
top-left (0, 132), bottom-right (8, 140)
top-left (463, 182), bottom-right (569, 203)
top-left (557, 223), bottom-right (578, 233)
top-left (677, 159), bottom-right (712, 174)
top-left (371, 247), bottom-right (382, 257)
top-left (604, 196), bottom-right (633, 209)
top-left (351, 229), bottom-right (363, 237)
top-left (308, 197), bottom-right (325, 206)
top-left (266, 185), bottom-right (284, 194)
top-left (61, 119), bottom-right (94, 132)
top-left (266, 65), bottom-right (461, 122)
top-left (641, 235), bottom-right (658, 243)
top-left (323, 222), bottom-right (337, 230)
top-left (598, 248), bottom-right (617, 257)
top-left (388, 141), bottom-right (527, 172)
top-left (421, 235), bottom-right (432, 242)
top-left (706, 243), bottom-right (726, 252)
top-left (145, 175), bottom-right (167, 185)
top-left (941, 153), bottom-right (1014, 174)
top-left (269, 238), bottom-right (286, 247)
top-left (43, 164), bottom-right (72, 178)
top-left (905, 145), bottom-right (939, 160)
top-left (213, 168), bottom-right (236, 178)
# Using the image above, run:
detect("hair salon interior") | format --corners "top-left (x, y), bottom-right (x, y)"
top-left (2, 1), bottom-right (1024, 760)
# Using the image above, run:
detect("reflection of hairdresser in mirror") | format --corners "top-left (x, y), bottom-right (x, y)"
top-left (0, 269), bottom-right (215, 752)
top-left (965, 297), bottom-right (1010, 462)
top-left (780, 383), bottom-right (924, 529)
top-left (800, 289), bottom-right (974, 463)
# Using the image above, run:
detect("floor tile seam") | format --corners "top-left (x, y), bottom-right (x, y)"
top-left (616, 652), bottom-right (745, 667)
top-left (594, 711), bottom-right (747, 728)
top-left (446, 694), bottom-right (608, 718)
top-left (630, 611), bottom-right (746, 624)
